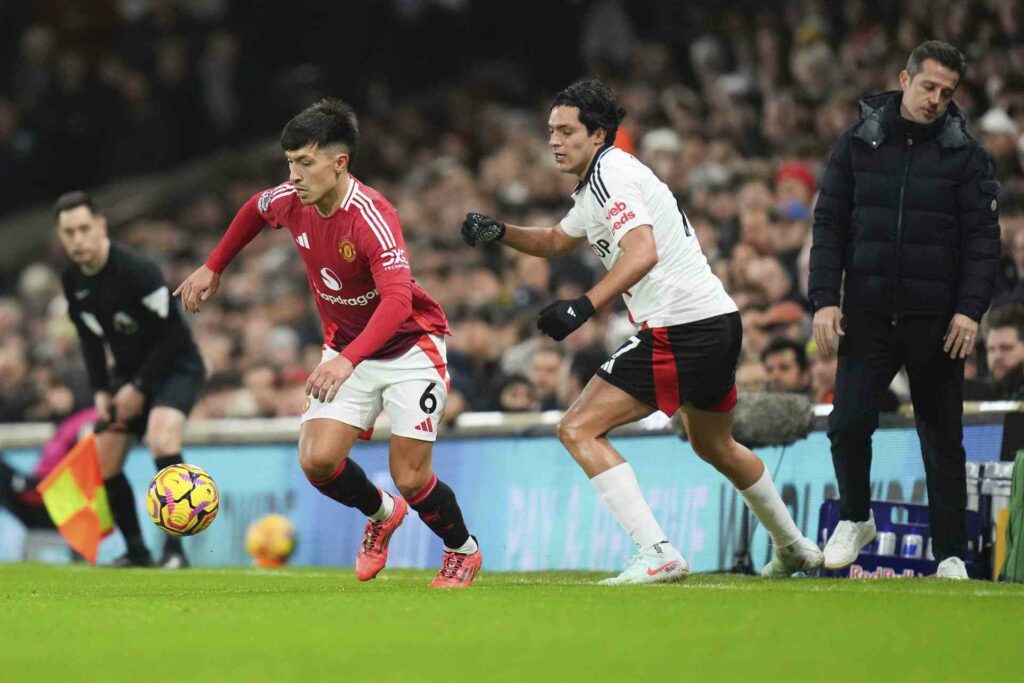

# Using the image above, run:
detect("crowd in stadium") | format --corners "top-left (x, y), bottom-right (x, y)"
top-left (3, 0), bottom-right (1024, 427)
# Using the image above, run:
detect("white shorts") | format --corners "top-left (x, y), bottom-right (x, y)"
top-left (301, 334), bottom-right (448, 442)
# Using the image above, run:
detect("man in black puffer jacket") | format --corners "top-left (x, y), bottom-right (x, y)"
top-left (809, 40), bottom-right (1001, 579)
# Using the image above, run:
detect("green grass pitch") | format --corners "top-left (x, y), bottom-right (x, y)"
top-left (1, 564), bottom-right (1021, 682)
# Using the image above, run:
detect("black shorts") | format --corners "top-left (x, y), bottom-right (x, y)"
top-left (96, 352), bottom-right (205, 439)
top-left (596, 311), bottom-right (741, 416)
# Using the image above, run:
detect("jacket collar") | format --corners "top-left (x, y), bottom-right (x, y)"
top-left (853, 90), bottom-right (970, 151)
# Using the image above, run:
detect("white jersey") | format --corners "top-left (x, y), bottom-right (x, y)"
top-left (560, 145), bottom-right (737, 328)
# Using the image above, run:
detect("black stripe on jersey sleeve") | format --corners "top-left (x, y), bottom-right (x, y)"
top-left (593, 163), bottom-right (611, 205)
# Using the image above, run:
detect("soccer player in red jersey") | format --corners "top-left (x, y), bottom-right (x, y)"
top-left (174, 99), bottom-right (480, 588)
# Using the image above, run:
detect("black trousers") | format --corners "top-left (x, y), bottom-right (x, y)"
top-left (828, 312), bottom-right (967, 562)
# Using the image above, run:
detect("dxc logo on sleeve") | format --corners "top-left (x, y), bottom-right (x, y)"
top-left (381, 248), bottom-right (410, 270)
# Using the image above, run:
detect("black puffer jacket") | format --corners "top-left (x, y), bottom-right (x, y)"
top-left (810, 91), bottom-right (1001, 322)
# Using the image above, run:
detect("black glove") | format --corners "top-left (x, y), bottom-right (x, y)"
top-left (461, 212), bottom-right (506, 246)
top-left (537, 296), bottom-right (595, 341)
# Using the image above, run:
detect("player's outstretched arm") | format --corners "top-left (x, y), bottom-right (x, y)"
top-left (173, 265), bottom-right (221, 314)
top-left (174, 195), bottom-right (267, 313)
top-left (461, 212), bottom-right (581, 258)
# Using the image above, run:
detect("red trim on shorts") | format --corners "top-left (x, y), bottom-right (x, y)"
top-left (407, 473), bottom-right (438, 506)
top-left (308, 459), bottom-right (347, 487)
top-left (652, 327), bottom-right (681, 416)
top-left (415, 334), bottom-right (450, 391)
top-left (709, 385), bottom-right (738, 413)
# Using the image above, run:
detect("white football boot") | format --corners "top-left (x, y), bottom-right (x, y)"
top-left (761, 536), bottom-right (825, 578)
top-left (935, 557), bottom-right (968, 580)
top-left (598, 542), bottom-right (689, 585)
top-left (823, 512), bottom-right (877, 570)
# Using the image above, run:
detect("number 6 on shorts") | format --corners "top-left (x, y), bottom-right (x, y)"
top-left (419, 382), bottom-right (438, 414)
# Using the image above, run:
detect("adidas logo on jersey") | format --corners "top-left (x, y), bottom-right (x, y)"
top-left (567, 307), bottom-right (576, 317)
top-left (296, 232), bottom-right (310, 249)
top-left (414, 417), bottom-right (435, 433)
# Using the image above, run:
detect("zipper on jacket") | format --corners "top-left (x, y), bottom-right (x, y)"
top-left (893, 135), bottom-right (913, 325)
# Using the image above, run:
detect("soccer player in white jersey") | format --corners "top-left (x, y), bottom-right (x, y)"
top-left (462, 79), bottom-right (823, 583)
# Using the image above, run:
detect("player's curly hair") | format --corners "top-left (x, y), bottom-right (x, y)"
top-left (281, 98), bottom-right (360, 160)
top-left (550, 79), bottom-right (627, 145)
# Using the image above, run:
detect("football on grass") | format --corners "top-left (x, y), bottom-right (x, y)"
top-left (146, 464), bottom-right (220, 536)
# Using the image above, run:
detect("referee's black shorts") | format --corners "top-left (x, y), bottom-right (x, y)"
top-left (596, 311), bottom-right (741, 417)
top-left (96, 352), bottom-right (205, 439)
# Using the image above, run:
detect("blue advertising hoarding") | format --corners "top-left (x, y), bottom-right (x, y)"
top-left (0, 425), bottom-right (1004, 572)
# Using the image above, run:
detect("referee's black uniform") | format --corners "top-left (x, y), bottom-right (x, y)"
top-left (63, 240), bottom-right (204, 566)
top-left (62, 241), bottom-right (205, 433)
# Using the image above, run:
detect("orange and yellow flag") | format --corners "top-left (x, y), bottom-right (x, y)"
top-left (36, 433), bottom-right (114, 564)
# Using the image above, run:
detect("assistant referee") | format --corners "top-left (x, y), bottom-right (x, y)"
top-left (57, 191), bottom-right (205, 568)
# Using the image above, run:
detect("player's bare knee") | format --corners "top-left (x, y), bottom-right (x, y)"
top-left (298, 443), bottom-right (347, 480)
top-left (691, 437), bottom-right (734, 469)
top-left (391, 469), bottom-right (431, 499)
top-left (556, 415), bottom-right (590, 449)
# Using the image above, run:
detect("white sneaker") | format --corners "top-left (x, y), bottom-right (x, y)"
top-left (935, 557), bottom-right (968, 580)
top-left (598, 543), bottom-right (689, 585)
top-left (823, 513), bottom-right (876, 569)
top-left (761, 536), bottom-right (825, 578)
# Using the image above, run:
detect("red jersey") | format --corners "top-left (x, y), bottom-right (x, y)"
top-left (207, 177), bottom-right (448, 365)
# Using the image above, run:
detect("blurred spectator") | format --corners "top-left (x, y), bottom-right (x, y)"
top-left (275, 368), bottom-right (310, 418)
top-left (761, 338), bottom-right (811, 394)
top-left (736, 359), bottom-right (770, 392)
top-left (242, 362), bottom-right (281, 418)
top-left (0, 338), bottom-right (39, 422)
top-left (528, 346), bottom-right (566, 411)
top-left (497, 374), bottom-right (536, 412)
top-left (774, 161), bottom-right (817, 208)
top-left (5, 1), bottom-right (1024, 421)
top-left (806, 339), bottom-right (836, 405)
top-left (759, 300), bottom-right (808, 342)
top-left (965, 303), bottom-right (1024, 400)
top-left (979, 108), bottom-right (1023, 180)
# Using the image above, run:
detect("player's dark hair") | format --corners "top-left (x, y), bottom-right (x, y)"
top-left (983, 303), bottom-right (1024, 342)
top-left (761, 337), bottom-right (808, 372)
top-left (551, 79), bottom-right (627, 145)
top-left (906, 40), bottom-right (967, 81)
top-left (281, 98), bottom-right (360, 161)
top-left (53, 190), bottom-right (103, 218)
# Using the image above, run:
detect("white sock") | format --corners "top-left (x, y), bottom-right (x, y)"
top-left (368, 490), bottom-right (395, 522)
top-left (591, 463), bottom-right (669, 550)
top-left (445, 536), bottom-right (478, 554)
top-left (739, 467), bottom-right (801, 549)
